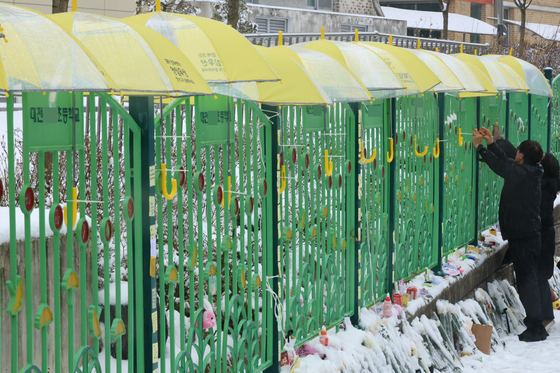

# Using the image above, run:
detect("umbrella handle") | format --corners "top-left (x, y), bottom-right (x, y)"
top-left (279, 166), bottom-right (286, 194)
top-left (160, 163), bottom-right (177, 200)
top-left (387, 138), bottom-right (394, 163)
top-left (324, 150), bottom-right (334, 176)
top-left (414, 135), bottom-right (428, 157)
top-left (64, 187), bottom-right (78, 228)
top-left (458, 128), bottom-right (464, 147)
top-left (359, 139), bottom-right (376, 164)
top-left (433, 138), bottom-right (440, 158)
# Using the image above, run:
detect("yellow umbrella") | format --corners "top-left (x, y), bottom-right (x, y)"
top-left (356, 42), bottom-right (441, 95)
top-left (0, 4), bottom-right (109, 93)
top-left (275, 46), bottom-right (372, 103)
top-left (453, 53), bottom-right (529, 92)
top-left (127, 12), bottom-right (279, 84)
top-left (456, 62), bottom-right (498, 98)
top-left (298, 39), bottom-right (406, 95)
top-left (408, 49), bottom-right (484, 93)
top-left (210, 46), bottom-right (332, 106)
top-left (483, 55), bottom-right (553, 97)
top-left (50, 12), bottom-right (212, 96)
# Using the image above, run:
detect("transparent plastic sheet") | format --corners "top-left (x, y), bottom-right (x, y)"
top-left (0, 3), bottom-right (109, 92)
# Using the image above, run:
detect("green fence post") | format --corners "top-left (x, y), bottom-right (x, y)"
top-left (505, 93), bottom-right (510, 140)
top-left (471, 98), bottom-right (482, 244)
top-left (262, 104), bottom-right (280, 373)
top-left (435, 93), bottom-right (446, 273)
top-left (348, 102), bottom-right (361, 325)
top-left (388, 98), bottom-right (397, 295)
top-left (545, 68), bottom-right (553, 152)
top-left (129, 96), bottom-right (157, 373)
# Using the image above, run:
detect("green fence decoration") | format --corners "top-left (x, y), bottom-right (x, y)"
top-left (0, 83), bottom-right (556, 372)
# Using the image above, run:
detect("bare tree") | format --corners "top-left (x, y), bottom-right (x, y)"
top-left (370, 0), bottom-right (384, 17)
top-left (514, 0), bottom-right (533, 57)
top-left (212, 0), bottom-right (256, 33)
top-left (52, 0), bottom-right (69, 14)
top-left (438, 0), bottom-right (450, 40)
top-left (135, 0), bottom-right (199, 15)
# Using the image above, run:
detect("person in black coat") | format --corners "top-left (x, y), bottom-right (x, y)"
top-left (473, 127), bottom-right (547, 342)
top-left (539, 153), bottom-right (560, 323)
top-left (492, 125), bottom-right (560, 325)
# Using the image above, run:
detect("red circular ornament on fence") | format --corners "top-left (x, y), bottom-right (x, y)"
top-left (127, 198), bottom-right (134, 220)
top-left (338, 175), bottom-right (342, 188)
top-left (382, 166), bottom-right (385, 178)
top-left (198, 173), bottom-right (205, 192)
top-left (79, 220), bottom-right (89, 245)
top-left (104, 219), bottom-right (113, 242)
top-left (395, 134), bottom-right (398, 145)
top-left (21, 186), bottom-right (34, 214)
top-left (280, 152), bottom-right (284, 166)
top-left (347, 161), bottom-right (352, 175)
top-left (403, 131), bottom-right (406, 141)
top-left (49, 204), bottom-right (63, 232)
top-left (217, 186), bottom-right (223, 205)
top-left (455, 127), bottom-right (457, 135)
top-left (260, 179), bottom-right (267, 197)
top-left (305, 154), bottom-right (310, 169)
top-left (317, 165), bottom-right (322, 180)
top-left (247, 197), bottom-right (254, 214)
top-left (292, 149), bottom-right (297, 164)
top-left (328, 176), bottom-right (332, 189)
top-left (234, 198), bottom-right (240, 216)
top-left (373, 158), bottom-right (377, 170)
top-left (178, 167), bottom-right (186, 187)
top-left (54, 205), bottom-right (63, 230)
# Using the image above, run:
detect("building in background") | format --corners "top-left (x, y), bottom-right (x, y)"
top-left (0, 0), bottom-right (136, 18)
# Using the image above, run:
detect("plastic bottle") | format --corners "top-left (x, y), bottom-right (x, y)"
top-left (383, 293), bottom-right (392, 318)
top-left (393, 292), bottom-right (402, 307)
top-left (319, 326), bottom-right (328, 346)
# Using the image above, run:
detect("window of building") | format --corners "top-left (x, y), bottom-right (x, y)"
top-left (341, 24), bottom-right (368, 32)
top-left (308, 0), bottom-right (333, 10)
top-left (470, 3), bottom-right (481, 43)
top-left (256, 17), bottom-right (288, 33)
top-left (380, 2), bottom-right (440, 11)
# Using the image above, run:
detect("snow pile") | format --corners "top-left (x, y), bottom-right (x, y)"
top-left (285, 276), bottom-right (525, 373)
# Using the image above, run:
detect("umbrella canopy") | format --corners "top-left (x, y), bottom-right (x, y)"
top-left (50, 12), bottom-right (212, 96)
top-left (356, 42), bottom-right (441, 95)
top-left (453, 53), bottom-right (529, 92)
top-left (296, 39), bottom-right (406, 95)
top-left (417, 50), bottom-right (491, 95)
top-left (455, 62), bottom-right (498, 98)
top-left (274, 46), bottom-right (372, 103)
top-left (482, 55), bottom-right (553, 97)
top-left (0, 4), bottom-right (109, 93)
top-left (127, 12), bottom-right (279, 84)
top-left (406, 49), bottom-right (476, 93)
top-left (210, 46), bottom-right (332, 106)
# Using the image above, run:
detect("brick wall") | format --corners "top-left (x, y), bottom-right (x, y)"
top-left (336, 0), bottom-right (376, 15)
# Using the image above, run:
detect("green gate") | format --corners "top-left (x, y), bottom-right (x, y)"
top-left (442, 96), bottom-right (477, 255)
top-left (360, 100), bottom-right (391, 306)
top-left (508, 92), bottom-right (529, 146)
top-left (393, 94), bottom-right (439, 281)
top-left (1, 92), bottom-right (146, 373)
top-left (530, 95), bottom-right (550, 145)
top-left (275, 103), bottom-right (357, 343)
top-left (152, 95), bottom-right (275, 372)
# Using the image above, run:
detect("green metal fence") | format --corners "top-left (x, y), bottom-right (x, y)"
top-left (1, 85), bottom-right (556, 372)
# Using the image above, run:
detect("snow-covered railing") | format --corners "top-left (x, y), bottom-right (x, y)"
top-left (244, 31), bottom-right (490, 55)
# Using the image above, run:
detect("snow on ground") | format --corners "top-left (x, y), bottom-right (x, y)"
top-left (462, 312), bottom-right (560, 372)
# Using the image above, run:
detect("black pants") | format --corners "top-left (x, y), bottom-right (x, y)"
top-left (539, 225), bottom-right (555, 320)
top-left (509, 235), bottom-right (543, 330)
